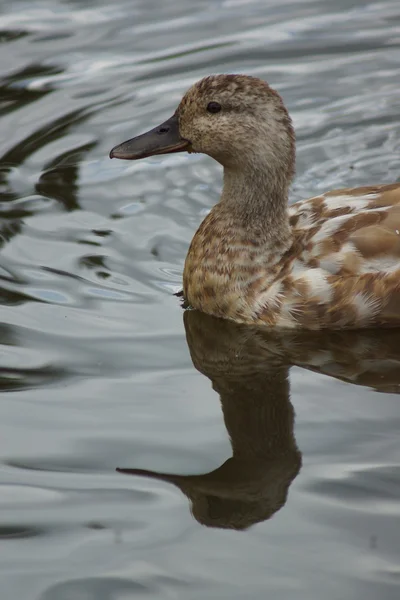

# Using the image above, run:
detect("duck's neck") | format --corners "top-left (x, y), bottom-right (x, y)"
top-left (183, 162), bottom-right (293, 320)
top-left (220, 164), bottom-right (291, 250)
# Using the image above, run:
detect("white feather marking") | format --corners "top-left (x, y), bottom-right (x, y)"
top-left (323, 193), bottom-right (378, 211)
top-left (319, 254), bottom-right (344, 274)
top-left (324, 241), bottom-right (362, 273)
top-left (336, 241), bottom-right (361, 263)
top-left (312, 213), bottom-right (355, 243)
top-left (291, 258), bottom-right (306, 274)
top-left (275, 313), bottom-right (297, 328)
top-left (290, 204), bottom-right (318, 229)
top-left (352, 292), bottom-right (381, 322)
top-left (340, 241), bottom-right (358, 254)
top-left (294, 268), bottom-right (333, 303)
top-left (288, 203), bottom-right (301, 216)
top-left (360, 257), bottom-right (400, 273)
top-left (275, 318), bottom-right (297, 328)
top-left (276, 301), bottom-right (302, 328)
top-left (255, 280), bottom-right (284, 312)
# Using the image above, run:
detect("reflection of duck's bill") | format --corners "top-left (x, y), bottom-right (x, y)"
top-left (116, 465), bottom-right (248, 497)
top-left (116, 467), bottom-right (181, 483)
top-left (116, 467), bottom-right (208, 492)
top-left (116, 457), bottom-right (302, 502)
top-left (109, 114), bottom-right (190, 160)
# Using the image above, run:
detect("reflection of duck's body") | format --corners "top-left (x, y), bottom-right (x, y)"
top-left (111, 74), bottom-right (400, 329)
top-left (118, 312), bottom-right (400, 530)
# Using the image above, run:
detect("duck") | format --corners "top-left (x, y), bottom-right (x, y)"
top-left (110, 74), bottom-right (400, 330)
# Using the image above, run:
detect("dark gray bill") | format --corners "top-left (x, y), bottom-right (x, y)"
top-left (109, 114), bottom-right (190, 160)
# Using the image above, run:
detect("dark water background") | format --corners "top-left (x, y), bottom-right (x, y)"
top-left (1, 0), bottom-right (400, 598)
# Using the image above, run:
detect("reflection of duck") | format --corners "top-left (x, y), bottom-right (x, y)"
top-left (111, 74), bottom-right (400, 329)
top-left (118, 311), bottom-right (400, 530)
top-left (118, 311), bottom-right (302, 530)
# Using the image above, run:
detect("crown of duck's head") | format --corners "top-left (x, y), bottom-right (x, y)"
top-left (110, 74), bottom-right (295, 183)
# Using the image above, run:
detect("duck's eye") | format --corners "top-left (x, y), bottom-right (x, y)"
top-left (207, 101), bottom-right (221, 114)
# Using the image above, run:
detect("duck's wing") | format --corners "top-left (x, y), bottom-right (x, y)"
top-left (277, 184), bottom-right (400, 329)
top-left (289, 183), bottom-right (400, 276)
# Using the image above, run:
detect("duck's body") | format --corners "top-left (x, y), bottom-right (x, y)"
top-left (184, 183), bottom-right (400, 329)
top-left (110, 74), bottom-right (400, 330)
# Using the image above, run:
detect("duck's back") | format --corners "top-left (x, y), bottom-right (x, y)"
top-left (275, 183), bottom-right (400, 329)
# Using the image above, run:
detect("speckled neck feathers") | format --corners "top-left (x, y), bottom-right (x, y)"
top-left (221, 165), bottom-right (292, 245)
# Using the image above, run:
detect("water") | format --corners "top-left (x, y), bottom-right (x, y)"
top-left (1, 0), bottom-right (400, 598)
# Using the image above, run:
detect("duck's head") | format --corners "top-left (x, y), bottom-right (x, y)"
top-left (110, 74), bottom-right (295, 179)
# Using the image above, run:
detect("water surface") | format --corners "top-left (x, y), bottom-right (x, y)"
top-left (1, 0), bottom-right (400, 598)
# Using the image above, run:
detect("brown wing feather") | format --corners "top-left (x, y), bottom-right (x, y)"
top-left (272, 184), bottom-right (400, 329)
top-left (290, 184), bottom-right (400, 268)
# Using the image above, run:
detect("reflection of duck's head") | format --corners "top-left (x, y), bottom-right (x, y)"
top-left (118, 311), bottom-right (301, 530)
top-left (123, 454), bottom-right (299, 531)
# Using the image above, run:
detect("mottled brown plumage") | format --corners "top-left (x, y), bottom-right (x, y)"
top-left (110, 74), bottom-right (400, 329)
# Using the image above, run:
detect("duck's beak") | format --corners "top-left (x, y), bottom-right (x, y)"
top-left (109, 114), bottom-right (190, 160)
